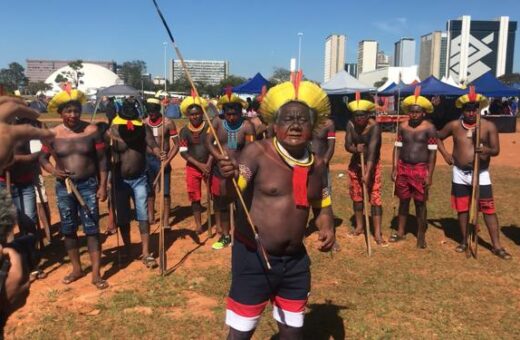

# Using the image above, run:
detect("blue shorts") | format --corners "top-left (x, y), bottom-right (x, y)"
top-left (146, 154), bottom-right (171, 197)
top-left (0, 182), bottom-right (37, 235)
top-left (115, 172), bottom-right (149, 225)
top-left (226, 235), bottom-right (311, 332)
top-left (55, 177), bottom-right (99, 236)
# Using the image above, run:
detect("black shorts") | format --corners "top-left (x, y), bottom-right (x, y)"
top-left (225, 235), bottom-right (310, 332)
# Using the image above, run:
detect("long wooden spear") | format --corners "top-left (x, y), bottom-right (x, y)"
top-left (158, 106), bottom-right (167, 275)
top-left (360, 152), bottom-right (372, 256)
top-left (467, 87), bottom-right (481, 258)
top-left (391, 73), bottom-right (402, 218)
top-left (151, 0), bottom-right (271, 269)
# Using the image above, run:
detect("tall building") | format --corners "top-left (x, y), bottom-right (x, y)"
top-left (26, 59), bottom-right (116, 83)
top-left (345, 63), bottom-right (358, 78)
top-left (376, 51), bottom-right (390, 69)
top-left (394, 38), bottom-right (416, 67)
top-left (323, 34), bottom-right (346, 82)
top-left (357, 40), bottom-right (378, 74)
top-left (419, 31), bottom-right (448, 79)
top-left (446, 16), bottom-right (517, 83)
top-left (170, 59), bottom-right (228, 85)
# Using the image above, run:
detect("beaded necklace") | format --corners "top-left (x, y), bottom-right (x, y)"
top-left (188, 121), bottom-right (205, 143)
top-left (461, 119), bottom-right (476, 138)
top-left (223, 119), bottom-right (243, 150)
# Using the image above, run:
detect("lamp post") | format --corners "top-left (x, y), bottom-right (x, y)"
top-left (297, 32), bottom-right (303, 71)
top-left (163, 41), bottom-right (168, 92)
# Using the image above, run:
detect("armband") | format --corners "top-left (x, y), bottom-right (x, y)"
top-left (95, 142), bottom-right (106, 150)
top-left (169, 129), bottom-right (178, 137)
top-left (237, 175), bottom-right (248, 192)
top-left (179, 139), bottom-right (188, 152)
top-left (41, 145), bottom-right (50, 154)
top-left (311, 195), bottom-right (332, 209)
top-left (428, 144), bottom-right (438, 150)
top-left (327, 132), bottom-right (336, 140)
top-left (394, 141), bottom-right (403, 147)
top-left (245, 134), bottom-right (255, 142)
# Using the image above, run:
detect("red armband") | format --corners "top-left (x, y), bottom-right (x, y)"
top-left (245, 134), bottom-right (255, 142)
top-left (95, 142), bottom-right (106, 150)
top-left (169, 129), bottom-right (178, 137)
top-left (327, 131), bottom-right (336, 139)
top-left (41, 145), bottom-right (50, 154)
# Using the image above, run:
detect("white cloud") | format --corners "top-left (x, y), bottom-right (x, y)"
top-left (373, 17), bottom-right (408, 35)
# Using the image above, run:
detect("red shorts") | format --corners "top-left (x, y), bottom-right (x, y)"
top-left (348, 161), bottom-right (382, 206)
top-left (451, 183), bottom-right (496, 214)
top-left (211, 173), bottom-right (221, 196)
top-left (395, 160), bottom-right (428, 202)
top-left (186, 163), bottom-right (207, 202)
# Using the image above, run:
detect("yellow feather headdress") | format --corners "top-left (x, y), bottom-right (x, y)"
top-left (347, 91), bottom-right (375, 112)
top-left (259, 80), bottom-right (330, 128)
top-left (402, 86), bottom-right (434, 114)
top-left (47, 86), bottom-right (87, 114)
top-left (180, 90), bottom-right (209, 116)
top-left (217, 86), bottom-right (248, 110)
top-left (455, 86), bottom-right (488, 109)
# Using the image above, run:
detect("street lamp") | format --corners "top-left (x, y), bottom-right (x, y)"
top-left (297, 32), bottom-right (303, 71)
top-left (163, 41), bottom-right (168, 92)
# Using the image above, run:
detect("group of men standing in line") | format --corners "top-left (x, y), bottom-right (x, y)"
top-left (1, 77), bottom-right (513, 339)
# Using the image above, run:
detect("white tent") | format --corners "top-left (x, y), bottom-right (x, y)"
top-left (321, 70), bottom-right (374, 95)
top-left (45, 63), bottom-right (122, 95)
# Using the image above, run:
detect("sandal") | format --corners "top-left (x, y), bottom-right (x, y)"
top-left (455, 243), bottom-right (467, 253)
top-left (388, 234), bottom-right (406, 243)
top-left (63, 272), bottom-right (85, 285)
top-left (142, 255), bottom-right (158, 269)
top-left (492, 248), bottom-right (512, 260)
top-left (92, 279), bottom-right (109, 290)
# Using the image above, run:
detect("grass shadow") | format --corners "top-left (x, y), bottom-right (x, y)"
top-left (301, 301), bottom-right (349, 340)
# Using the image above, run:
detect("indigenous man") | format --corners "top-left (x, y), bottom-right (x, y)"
top-left (109, 99), bottom-right (165, 268)
top-left (390, 93), bottom-right (437, 248)
top-left (344, 96), bottom-right (386, 245)
top-left (40, 89), bottom-right (108, 289)
top-left (144, 97), bottom-right (179, 229)
top-left (437, 91), bottom-right (512, 259)
top-left (205, 91), bottom-right (255, 250)
top-left (217, 80), bottom-right (335, 339)
top-left (179, 95), bottom-right (213, 234)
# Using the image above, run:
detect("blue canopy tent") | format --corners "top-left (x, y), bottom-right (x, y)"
top-left (471, 72), bottom-right (520, 97)
top-left (379, 82), bottom-right (413, 95)
top-left (381, 76), bottom-right (466, 96)
top-left (232, 73), bottom-right (269, 94)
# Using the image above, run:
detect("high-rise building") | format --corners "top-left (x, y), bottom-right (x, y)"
top-left (419, 31), bottom-right (448, 79)
top-left (345, 63), bottom-right (358, 78)
top-left (446, 16), bottom-right (517, 83)
top-left (323, 34), bottom-right (346, 82)
top-left (26, 59), bottom-right (116, 83)
top-left (170, 59), bottom-right (228, 85)
top-left (394, 38), bottom-right (416, 67)
top-left (376, 51), bottom-right (390, 69)
top-left (357, 40), bottom-right (378, 74)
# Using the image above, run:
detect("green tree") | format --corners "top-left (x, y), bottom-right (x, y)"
top-left (498, 73), bottom-right (520, 85)
top-left (54, 59), bottom-right (84, 87)
top-left (373, 77), bottom-right (388, 88)
top-left (269, 67), bottom-right (291, 85)
top-left (0, 62), bottom-right (28, 92)
top-left (119, 60), bottom-right (148, 89)
top-left (26, 81), bottom-right (52, 95)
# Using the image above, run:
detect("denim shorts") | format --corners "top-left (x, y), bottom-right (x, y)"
top-left (55, 177), bottom-right (99, 236)
top-left (115, 172), bottom-right (149, 225)
top-left (146, 154), bottom-right (171, 197)
top-left (0, 182), bottom-right (37, 235)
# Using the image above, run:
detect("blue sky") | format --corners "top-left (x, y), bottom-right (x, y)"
top-left (1, 0), bottom-right (519, 82)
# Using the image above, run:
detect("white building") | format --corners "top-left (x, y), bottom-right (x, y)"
top-left (323, 34), bottom-right (346, 82)
top-left (394, 38), bottom-right (416, 67)
top-left (170, 59), bottom-right (228, 85)
top-left (357, 40), bottom-right (378, 74)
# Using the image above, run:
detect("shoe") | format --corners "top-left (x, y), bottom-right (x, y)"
top-left (212, 235), bottom-right (231, 250)
top-left (388, 234), bottom-right (406, 243)
top-left (492, 248), bottom-right (512, 260)
top-left (455, 243), bottom-right (467, 253)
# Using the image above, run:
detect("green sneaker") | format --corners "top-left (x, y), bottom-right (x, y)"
top-left (212, 235), bottom-right (231, 250)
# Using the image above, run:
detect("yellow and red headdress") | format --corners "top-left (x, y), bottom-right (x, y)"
top-left (402, 86), bottom-right (433, 114)
top-left (180, 90), bottom-right (209, 116)
top-left (455, 86), bottom-right (488, 109)
top-left (347, 91), bottom-right (375, 112)
top-left (47, 84), bottom-right (87, 114)
top-left (259, 72), bottom-right (330, 128)
top-left (217, 86), bottom-right (248, 110)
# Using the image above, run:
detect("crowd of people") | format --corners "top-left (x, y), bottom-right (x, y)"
top-left (0, 77), bottom-right (514, 338)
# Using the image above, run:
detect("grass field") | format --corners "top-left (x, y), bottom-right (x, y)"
top-left (7, 159), bottom-right (519, 339)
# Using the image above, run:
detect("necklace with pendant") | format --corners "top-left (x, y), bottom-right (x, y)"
top-left (461, 120), bottom-right (476, 138)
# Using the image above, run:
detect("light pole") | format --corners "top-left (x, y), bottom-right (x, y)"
top-left (297, 32), bottom-right (303, 71)
top-left (163, 41), bottom-right (168, 92)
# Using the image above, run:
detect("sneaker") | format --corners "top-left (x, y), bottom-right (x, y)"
top-left (212, 235), bottom-right (231, 250)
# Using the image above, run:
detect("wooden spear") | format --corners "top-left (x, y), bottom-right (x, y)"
top-left (360, 152), bottom-right (372, 256)
top-left (467, 102), bottom-right (481, 259)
